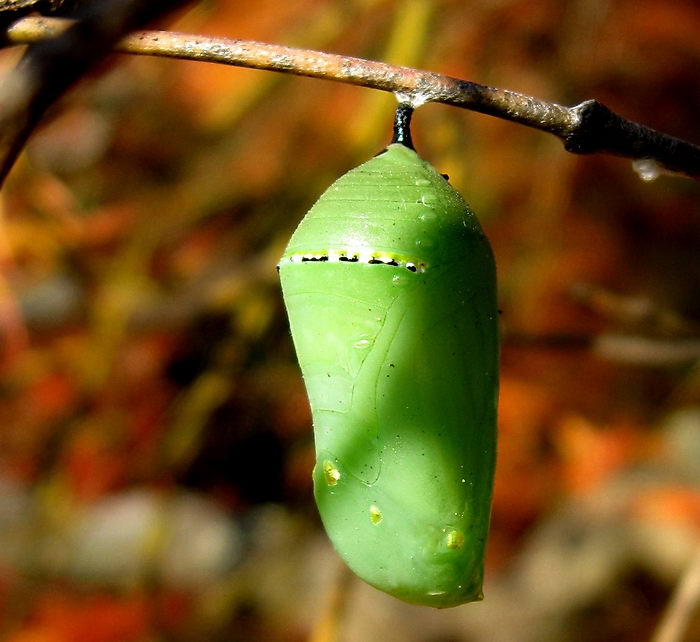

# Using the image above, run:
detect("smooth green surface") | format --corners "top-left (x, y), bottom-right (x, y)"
top-left (279, 143), bottom-right (498, 608)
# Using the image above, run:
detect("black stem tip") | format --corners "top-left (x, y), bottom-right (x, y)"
top-left (391, 103), bottom-right (415, 149)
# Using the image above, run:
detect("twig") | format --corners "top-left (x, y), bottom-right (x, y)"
top-left (0, 1), bottom-right (190, 186)
top-left (5, 15), bottom-right (700, 180)
top-left (652, 543), bottom-right (700, 642)
top-left (0, 1), bottom-right (83, 32)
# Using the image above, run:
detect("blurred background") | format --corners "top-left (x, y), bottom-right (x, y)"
top-left (0, 0), bottom-right (699, 640)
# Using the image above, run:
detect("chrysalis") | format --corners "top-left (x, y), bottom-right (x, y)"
top-left (278, 106), bottom-right (499, 608)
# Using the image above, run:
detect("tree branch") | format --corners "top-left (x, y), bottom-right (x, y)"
top-left (6, 15), bottom-right (700, 180)
top-left (0, 1), bottom-right (190, 186)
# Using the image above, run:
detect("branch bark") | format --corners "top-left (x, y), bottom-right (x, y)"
top-left (0, 1), bottom-right (190, 186)
top-left (5, 15), bottom-right (700, 180)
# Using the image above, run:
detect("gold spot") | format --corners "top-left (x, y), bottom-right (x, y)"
top-left (446, 530), bottom-right (465, 550)
top-left (323, 460), bottom-right (340, 486)
top-left (369, 505), bottom-right (383, 524)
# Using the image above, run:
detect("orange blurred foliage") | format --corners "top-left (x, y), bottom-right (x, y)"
top-left (8, 593), bottom-right (151, 642)
top-left (0, 0), bottom-right (698, 640)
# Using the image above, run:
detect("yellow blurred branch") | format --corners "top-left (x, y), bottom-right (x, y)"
top-left (5, 15), bottom-right (700, 181)
top-left (308, 560), bottom-right (353, 642)
top-left (652, 543), bottom-right (700, 642)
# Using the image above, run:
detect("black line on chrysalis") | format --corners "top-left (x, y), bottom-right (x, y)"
top-left (391, 103), bottom-right (415, 150)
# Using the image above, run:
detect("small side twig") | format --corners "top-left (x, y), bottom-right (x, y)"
top-left (5, 15), bottom-right (700, 180)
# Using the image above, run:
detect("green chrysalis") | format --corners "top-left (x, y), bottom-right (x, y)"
top-left (278, 118), bottom-right (498, 608)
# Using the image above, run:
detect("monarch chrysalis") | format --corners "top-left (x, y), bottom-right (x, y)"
top-left (278, 110), bottom-right (498, 608)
